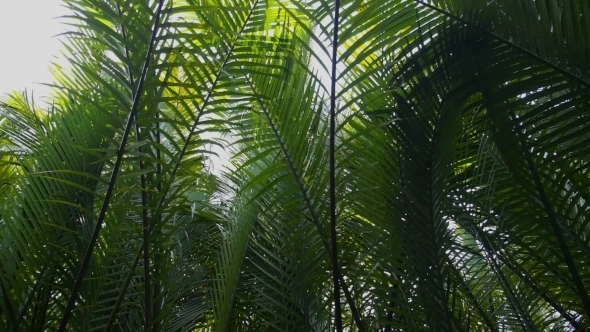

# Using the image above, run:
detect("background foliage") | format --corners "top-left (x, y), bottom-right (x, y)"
top-left (1, 0), bottom-right (589, 331)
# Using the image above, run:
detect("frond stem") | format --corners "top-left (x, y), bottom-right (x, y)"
top-left (115, 3), bottom-right (152, 329)
top-left (329, 0), bottom-right (343, 329)
top-left (57, 1), bottom-right (165, 330)
top-left (102, 3), bottom-right (260, 328)
top-left (152, 110), bottom-right (163, 332)
top-left (243, 71), bottom-right (364, 330)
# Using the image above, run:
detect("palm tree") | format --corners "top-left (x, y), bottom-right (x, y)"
top-left (1, 0), bottom-right (589, 330)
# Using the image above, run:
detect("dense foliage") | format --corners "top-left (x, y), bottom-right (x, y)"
top-left (1, 0), bottom-right (589, 330)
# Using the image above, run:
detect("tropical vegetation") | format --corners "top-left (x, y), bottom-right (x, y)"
top-left (1, 0), bottom-right (589, 330)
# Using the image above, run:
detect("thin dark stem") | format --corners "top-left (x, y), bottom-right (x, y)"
top-left (57, 1), bottom-right (165, 330)
top-left (104, 247), bottom-right (144, 331)
top-left (243, 71), bottom-right (364, 330)
top-left (115, 4), bottom-right (152, 330)
top-left (32, 283), bottom-right (52, 332)
top-left (329, 0), bottom-right (343, 329)
top-left (139, 69), bottom-right (153, 332)
top-left (148, 0), bottom-right (258, 229)
top-left (152, 110), bottom-right (163, 332)
top-left (102, 2), bottom-right (260, 326)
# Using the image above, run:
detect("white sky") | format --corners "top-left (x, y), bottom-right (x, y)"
top-left (0, 0), bottom-right (67, 102)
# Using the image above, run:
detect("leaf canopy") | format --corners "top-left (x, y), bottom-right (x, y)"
top-left (0, 0), bottom-right (589, 331)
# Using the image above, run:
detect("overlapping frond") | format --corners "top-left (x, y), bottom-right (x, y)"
top-left (1, 0), bottom-right (588, 331)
